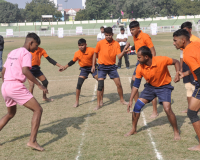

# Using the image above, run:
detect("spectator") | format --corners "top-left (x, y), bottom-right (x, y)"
top-left (97, 26), bottom-right (105, 42)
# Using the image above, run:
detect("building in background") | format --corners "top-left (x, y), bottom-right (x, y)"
top-left (64, 8), bottom-right (81, 21)
top-left (50, 0), bottom-right (58, 7)
top-left (82, 0), bottom-right (86, 9)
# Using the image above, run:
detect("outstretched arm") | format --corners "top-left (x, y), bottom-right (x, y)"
top-left (172, 59), bottom-right (180, 83)
top-left (59, 60), bottom-right (75, 72)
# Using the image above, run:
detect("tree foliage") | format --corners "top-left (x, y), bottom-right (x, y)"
top-left (0, 2), bottom-right (21, 23)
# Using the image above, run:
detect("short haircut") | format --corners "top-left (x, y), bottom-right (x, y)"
top-left (138, 46), bottom-right (152, 59)
top-left (104, 27), bottom-right (113, 34)
top-left (129, 21), bottom-right (139, 29)
top-left (26, 33), bottom-right (41, 45)
top-left (181, 21), bottom-right (192, 29)
top-left (100, 26), bottom-right (104, 29)
top-left (78, 38), bottom-right (86, 44)
top-left (173, 29), bottom-right (190, 41)
top-left (120, 27), bottom-right (125, 31)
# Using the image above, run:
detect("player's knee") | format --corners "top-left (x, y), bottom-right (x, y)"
top-left (187, 109), bottom-right (200, 123)
top-left (116, 83), bottom-right (122, 89)
top-left (130, 80), bottom-right (135, 89)
top-left (133, 99), bottom-right (145, 113)
top-left (164, 106), bottom-right (172, 114)
top-left (42, 79), bottom-right (48, 88)
top-left (77, 77), bottom-right (85, 90)
top-left (7, 111), bottom-right (16, 119)
top-left (98, 80), bottom-right (104, 91)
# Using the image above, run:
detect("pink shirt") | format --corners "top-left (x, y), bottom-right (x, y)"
top-left (3, 47), bottom-right (32, 83)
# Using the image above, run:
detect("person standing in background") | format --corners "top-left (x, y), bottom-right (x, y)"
top-left (0, 35), bottom-right (4, 78)
top-left (116, 27), bottom-right (130, 69)
top-left (97, 26), bottom-right (105, 42)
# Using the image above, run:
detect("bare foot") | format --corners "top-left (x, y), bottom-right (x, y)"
top-left (150, 113), bottom-right (159, 119)
top-left (124, 130), bottom-right (137, 137)
top-left (73, 102), bottom-right (79, 108)
top-left (188, 145), bottom-right (200, 151)
top-left (27, 142), bottom-right (45, 151)
top-left (174, 132), bottom-right (181, 141)
top-left (43, 98), bottom-right (54, 102)
top-left (181, 109), bottom-right (188, 113)
top-left (94, 106), bottom-right (101, 110)
top-left (120, 100), bottom-right (128, 105)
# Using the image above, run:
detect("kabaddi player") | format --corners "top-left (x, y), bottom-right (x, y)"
top-left (60, 38), bottom-right (103, 107)
top-left (173, 29), bottom-right (200, 150)
top-left (129, 21), bottom-right (158, 118)
top-left (125, 46), bottom-right (181, 141)
top-left (28, 46), bottom-right (64, 102)
top-left (180, 22), bottom-right (200, 113)
top-left (0, 33), bottom-right (48, 151)
top-left (91, 27), bottom-right (129, 110)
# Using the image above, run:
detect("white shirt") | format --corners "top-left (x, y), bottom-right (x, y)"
top-left (116, 33), bottom-right (128, 46)
top-left (97, 33), bottom-right (105, 41)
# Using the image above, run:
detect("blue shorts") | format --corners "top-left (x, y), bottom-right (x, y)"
top-left (133, 60), bottom-right (140, 76)
top-left (98, 64), bottom-right (119, 79)
top-left (79, 66), bottom-right (97, 78)
top-left (140, 83), bottom-right (174, 105)
top-left (192, 81), bottom-right (200, 99)
top-left (30, 65), bottom-right (44, 78)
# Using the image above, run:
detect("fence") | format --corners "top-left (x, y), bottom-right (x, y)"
top-left (0, 25), bottom-right (195, 38)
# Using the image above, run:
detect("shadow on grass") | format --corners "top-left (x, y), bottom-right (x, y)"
top-left (6, 113), bottom-right (96, 147)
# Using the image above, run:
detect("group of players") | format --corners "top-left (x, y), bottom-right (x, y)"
top-left (1, 20), bottom-right (200, 152)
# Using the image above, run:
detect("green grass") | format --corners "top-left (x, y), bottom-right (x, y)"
top-left (0, 32), bottom-right (200, 159)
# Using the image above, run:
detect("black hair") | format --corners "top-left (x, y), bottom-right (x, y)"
top-left (120, 27), bottom-right (125, 31)
top-left (26, 32), bottom-right (41, 45)
top-left (173, 29), bottom-right (190, 41)
top-left (138, 46), bottom-right (152, 59)
top-left (129, 21), bottom-right (140, 29)
top-left (78, 38), bottom-right (86, 44)
top-left (100, 26), bottom-right (104, 29)
top-left (181, 21), bottom-right (192, 29)
top-left (104, 27), bottom-right (113, 34)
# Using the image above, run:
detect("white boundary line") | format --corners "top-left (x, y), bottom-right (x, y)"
top-left (75, 82), bottom-right (97, 160)
top-left (128, 78), bottom-right (163, 160)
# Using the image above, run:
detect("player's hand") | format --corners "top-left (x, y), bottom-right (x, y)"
top-left (127, 102), bottom-right (132, 113)
top-left (59, 66), bottom-right (65, 72)
top-left (124, 42), bottom-right (130, 53)
top-left (174, 72), bottom-right (180, 83)
top-left (38, 84), bottom-right (49, 94)
top-left (178, 71), bottom-right (184, 79)
top-left (91, 66), bottom-right (95, 73)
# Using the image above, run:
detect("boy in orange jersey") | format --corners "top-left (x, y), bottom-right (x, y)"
top-left (129, 21), bottom-right (158, 118)
top-left (92, 27), bottom-right (129, 110)
top-left (60, 38), bottom-right (102, 108)
top-left (180, 22), bottom-right (200, 113)
top-left (29, 46), bottom-right (64, 102)
top-left (174, 29), bottom-right (200, 151)
top-left (125, 46), bottom-right (181, 141)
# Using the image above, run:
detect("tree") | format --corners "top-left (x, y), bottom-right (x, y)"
top-left (0, 2), bottom-right (21, 23)
top-left (75, 9), bottom-right (88, 21)
top-left (25, 0), bottom-right (61, 22)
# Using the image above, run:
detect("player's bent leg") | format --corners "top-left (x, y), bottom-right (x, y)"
top-left (23, 97), bottom-right (44, 151)
top-left (113, 77), bottom-right (128, 105)
top-left (94, 78), bottom-right (104, 110)
top-left (187, 97), bottom-right (200, 151)
top-left (28, 80), bottom-right (35, 94)
top-left (94, 75), bottom-right (104, 106)
top-left (125, 98), bottom-right (147, 137)
top-left (74, 76), bottom-right (86, 108)
top-left (162, 101), bottom-right (180, 140)
top-left (0, 105), bottom-right (16, 132)
top-left (150, 98), bottom-right (159, 118)
top-left (182, 83), bottom-right (194, 113)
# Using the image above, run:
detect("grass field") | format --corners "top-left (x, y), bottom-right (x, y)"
top-left (0, 32), bottom-right (200, 160)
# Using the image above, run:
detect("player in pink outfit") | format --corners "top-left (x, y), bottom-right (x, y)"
top-left (0, 33), bottom-right (48, 151)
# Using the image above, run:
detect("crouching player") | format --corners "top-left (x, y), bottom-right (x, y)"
top-left (125, 46), bottom-right (181, 140)
top-left (92, 27), bottom-right (129, 110)
top-left (0, 33), bottom-right (48, 151)
top-left (60, 38), bottom-right (103, 107)
top-left (173, 29), bottom-right (200, 151)
top-left (28, 46), bottom-right (64, 102)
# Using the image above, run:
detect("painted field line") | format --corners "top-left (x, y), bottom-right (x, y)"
top-left (128, 77), bottom-right (163, 160)
top-left (75, 81), bottom-right (97, 160)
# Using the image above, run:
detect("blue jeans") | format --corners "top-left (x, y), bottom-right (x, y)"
top-left (0, 51), bottom-right (3, 72)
